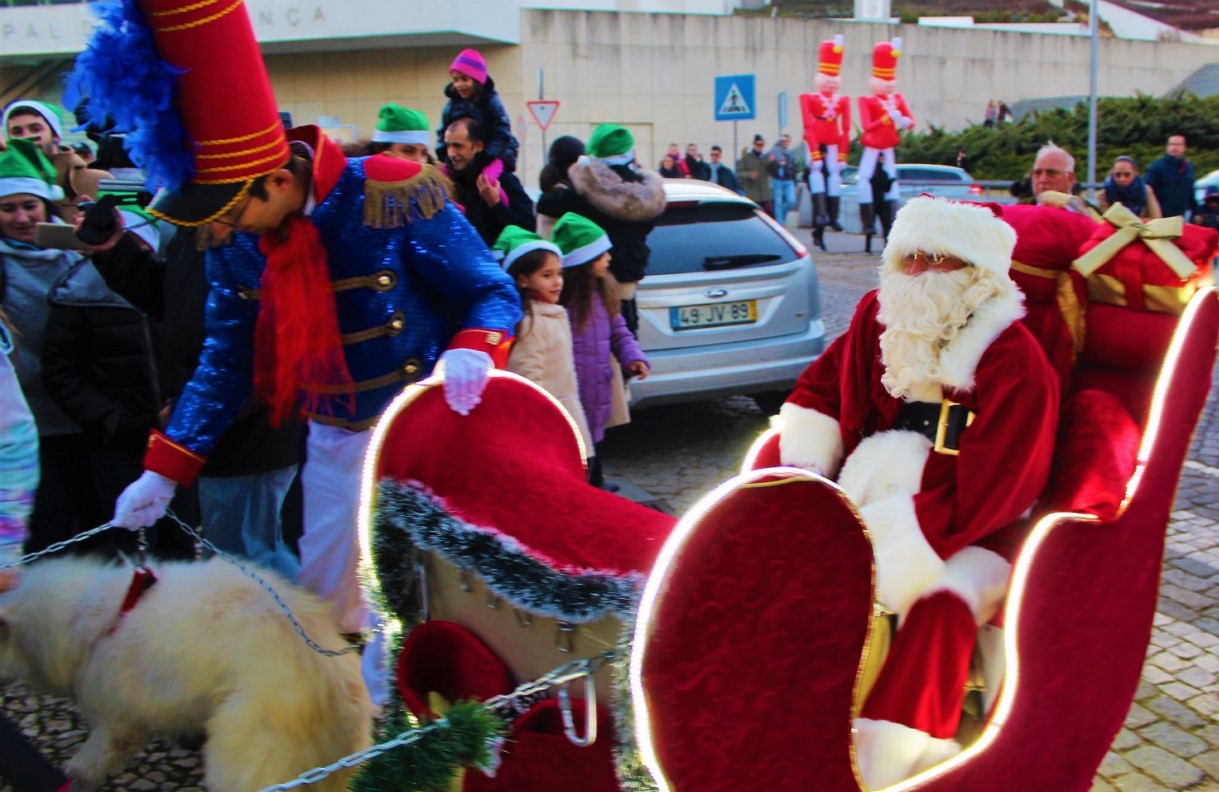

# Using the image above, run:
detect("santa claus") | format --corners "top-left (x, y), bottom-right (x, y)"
top-left (799, 34), bottom-right (851, 251)
top-left (856, 38), bottom-right (914, 251)
top-left (774, 197), bottom-right (1060, 787)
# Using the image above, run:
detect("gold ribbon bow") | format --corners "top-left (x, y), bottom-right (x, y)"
top-left (1072, 203), bottom-right (1196, 280)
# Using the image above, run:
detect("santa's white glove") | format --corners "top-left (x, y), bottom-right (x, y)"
top-left (438, 348), bottom-right (493, 416)
top-left (113, 470), bottom-right (176, 529)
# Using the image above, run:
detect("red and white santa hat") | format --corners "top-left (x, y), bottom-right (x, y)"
top-left (818, 35), bottom-right (845, 77)
top-left (872, 37), bottom-right (903, 80)
top-left (883, 196), bottom-right (1017, 279)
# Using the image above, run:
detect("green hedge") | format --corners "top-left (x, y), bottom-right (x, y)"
top-left (851, 93), bottom-right (1219, 182)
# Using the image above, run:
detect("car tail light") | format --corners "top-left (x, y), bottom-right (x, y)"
top-left (969, 184), bottom-right (983, 195)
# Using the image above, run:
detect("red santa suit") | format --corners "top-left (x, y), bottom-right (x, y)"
top-left (777, 198), bottom-right (1059, 787)
top-left (856, 38), bottom-right (914, 208)
top-left (800, 35), bottom-right (851, 199)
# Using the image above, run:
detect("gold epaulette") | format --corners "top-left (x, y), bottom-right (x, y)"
top-left (364, 163), bottom-right (452, 229)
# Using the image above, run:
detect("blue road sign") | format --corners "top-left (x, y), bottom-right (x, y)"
top-left (715, 74), bottom-right (756, 121)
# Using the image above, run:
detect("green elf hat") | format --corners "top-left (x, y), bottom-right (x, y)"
top-left (0, 138), bottom-right (64, 201)
top-left (372, 104), bottom-right (430, 146)
top-left (492, 224), bottom-right (563, 270)
top-left (586, 123), bottom-right (635, 166)
top-left (552, 212), bottom-right (611, 269)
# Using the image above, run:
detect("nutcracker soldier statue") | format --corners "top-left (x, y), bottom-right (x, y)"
top-left (857, 37), bottom-right (914, 252)
top-left (800, 35), bottom-right (851, 252)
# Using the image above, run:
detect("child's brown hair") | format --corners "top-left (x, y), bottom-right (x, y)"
top-left (559, 254), bottom-right (618, 330)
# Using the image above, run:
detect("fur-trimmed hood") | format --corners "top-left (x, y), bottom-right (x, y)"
top-left (567, 157), bottom-right (666, 222)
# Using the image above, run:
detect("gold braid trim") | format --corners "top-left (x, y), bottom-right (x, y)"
top-left (363, 164), bottom-right (451, 229)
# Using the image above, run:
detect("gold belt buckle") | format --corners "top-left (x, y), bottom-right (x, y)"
top-left (934, 399), bottom-right (976, 456)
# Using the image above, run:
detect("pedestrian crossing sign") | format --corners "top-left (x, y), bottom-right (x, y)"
top-left (715, 74), bottom-right (756, 121)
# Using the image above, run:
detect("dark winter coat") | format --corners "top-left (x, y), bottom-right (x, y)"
top-left (708, 162), bottom-right (742, 194)
top-left (160, 229), bottom-right (302, 477)
top-left (537, 159), bottom-right (667, 285)
top-left (42, 256), bottom-right (161, 454)
top-left (448, 158), bottom-right (537, 247)
top-left (437, 76), bottom-right (519, 171)
top-left (1145, 154), bottom-right (1196, 218)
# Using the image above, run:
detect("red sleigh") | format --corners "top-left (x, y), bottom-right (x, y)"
top-left (358, 216), bottom-right (1218, 790)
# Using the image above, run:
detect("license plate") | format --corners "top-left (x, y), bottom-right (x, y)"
top-left (670, 300), bottom-right (758, 330)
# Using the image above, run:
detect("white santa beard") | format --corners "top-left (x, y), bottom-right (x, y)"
top-left (877, 268), bottom-right (1000, 401)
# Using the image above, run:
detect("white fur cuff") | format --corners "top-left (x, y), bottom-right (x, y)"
top-left (837, 429), bottom-right (930, 507)
top-left (859, 496), bottom-right (946, 621)
top-left (924, 546), bottom-right (1012, 625)
top-left (776, 402), bottom-right (843, 476)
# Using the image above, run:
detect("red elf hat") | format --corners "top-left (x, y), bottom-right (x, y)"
top-left (68, 0), bottom-right (290, 226)
top-left (818, 34), bottom-right (845, 77)
top-left (872, 37), bottom-right (903, 80)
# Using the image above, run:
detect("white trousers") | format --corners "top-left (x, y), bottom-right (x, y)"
top-left (808, 144), bottom-right (844, 196)
top-left (300, 421), bottom-right (387, 705)
top-left (856, 146), bottom-right (899, 204)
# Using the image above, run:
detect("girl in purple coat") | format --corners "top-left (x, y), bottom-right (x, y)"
top-left (552, 213), bottom-right (649, 487)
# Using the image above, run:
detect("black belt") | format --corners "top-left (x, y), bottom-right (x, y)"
top-left (895, 400), bottom-right (976, 456)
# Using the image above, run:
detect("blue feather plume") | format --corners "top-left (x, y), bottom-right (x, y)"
top-left (65, 0), bottom-right (195, 192)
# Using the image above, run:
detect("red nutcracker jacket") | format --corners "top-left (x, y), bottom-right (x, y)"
top-left (799, 92), bottom-right (851, 161)
top-left (858, 93), bottom-right (914, 151)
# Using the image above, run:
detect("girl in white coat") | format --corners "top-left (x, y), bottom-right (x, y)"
top-left (494, 226), bottom-right (595, 462)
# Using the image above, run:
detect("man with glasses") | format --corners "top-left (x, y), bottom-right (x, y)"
top-left (1025, 141), bottom-right (1098, 217)
top-left (737, 134), bottom-right (773, 216)
top-left (706, 145), bottom-right (741, 193)
top-left (771, 196), bottom-right (1058, 787)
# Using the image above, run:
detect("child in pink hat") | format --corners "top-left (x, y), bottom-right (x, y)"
top-left (437, 48), bottom-right (520, 201)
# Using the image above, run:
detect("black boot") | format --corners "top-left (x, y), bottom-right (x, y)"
top-left (827, 196), bottom-right (844, 231)
top-left (812, 193), bottom-right (828, 251)
top-left (860, 203), bottom-right (876, 253)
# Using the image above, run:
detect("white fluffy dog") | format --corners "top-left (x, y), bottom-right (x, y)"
top-left (0, 557), bottom-right (374, 791)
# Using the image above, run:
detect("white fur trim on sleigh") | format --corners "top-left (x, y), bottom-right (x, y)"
top-left (859, 495), bottom-right (946, 622)
top-left (922, 545), bottom-right (1012, 625)
top-left (775, 403), bottom-right (844, 476)
top-left (936, 284), bottom-right (1025, 392)
top-left (838, 429), bottom-right (930, 507)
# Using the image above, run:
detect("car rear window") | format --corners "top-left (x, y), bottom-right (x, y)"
top-left (903, 168), bottom-right (964, 182)
top-left (647, 202), bottom-right (799, 276)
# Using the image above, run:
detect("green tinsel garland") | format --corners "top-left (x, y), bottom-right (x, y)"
top-left (350, 700), bottom-right (507, 792)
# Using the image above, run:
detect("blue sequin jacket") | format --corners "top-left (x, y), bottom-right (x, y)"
top-left (162, 157), bottom-right (521, 463)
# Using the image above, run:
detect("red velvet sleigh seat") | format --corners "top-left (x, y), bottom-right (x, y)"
top-left (633, 287), bottom-right (1219, 790)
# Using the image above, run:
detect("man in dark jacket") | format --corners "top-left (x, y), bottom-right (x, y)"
top-left (536, 124), bottom-right (667, 335)
top-left (684, 143), bottom-right (711, 181)
top-left (707, 145), bottom-right (742, 193)
top-left (444, 116), bottom-right (536, 246)
top-left (1145, 134), bottom-right (1196, 219)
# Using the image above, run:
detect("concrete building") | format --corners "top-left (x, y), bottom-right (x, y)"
top-left (2, 1), bottom-right (1218, 189)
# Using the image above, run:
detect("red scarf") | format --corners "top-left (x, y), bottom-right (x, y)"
top-left (255, 215), bottom-right (354, 424)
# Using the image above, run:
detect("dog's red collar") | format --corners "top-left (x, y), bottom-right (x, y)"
top-left (105, 566), bottom-right (158, 637)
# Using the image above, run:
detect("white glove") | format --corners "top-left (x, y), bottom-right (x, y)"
top-left (887, 107), bottom-right (903, 122)
top-left (113, 470), bottom-right (177, 529)
top-left (898, 116), bottom-right (913, 130)
top-left (437, 348), bottom-right (492, 416)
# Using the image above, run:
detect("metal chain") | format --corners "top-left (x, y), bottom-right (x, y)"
top-left (163, 511), bottom-right (361, 657)
top-left (0, 522), bottom-right (118, 570)
top-left (259, 647), bottom-right (625, 791)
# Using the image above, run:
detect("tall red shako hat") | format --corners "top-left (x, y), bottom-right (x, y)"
top-left (818, 34), bottom-right (845, 77)
top-left (68, 0), bottom-right (290, 226)
top-left (872, 36), bottom-right (904, 80)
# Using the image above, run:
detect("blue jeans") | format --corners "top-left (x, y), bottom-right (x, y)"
top-left (198, 465), bottom-right (300, 582)
top-left (771, 178), bottom-right (797, 225)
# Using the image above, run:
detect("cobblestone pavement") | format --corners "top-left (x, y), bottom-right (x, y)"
top-left (3, 229), bottom-right (1216, 791)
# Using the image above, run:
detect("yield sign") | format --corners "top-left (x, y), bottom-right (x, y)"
top-left (526, 100), bottom-right (560, 131)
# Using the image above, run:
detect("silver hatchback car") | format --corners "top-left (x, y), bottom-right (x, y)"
top-left (629, 180), bottom-right (826, 411)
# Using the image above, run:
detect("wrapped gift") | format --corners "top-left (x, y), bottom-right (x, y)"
top-left (1000, 204), bottom-right (1101, 384)
top-left (1073, 203), bottom-right (1217, 315)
